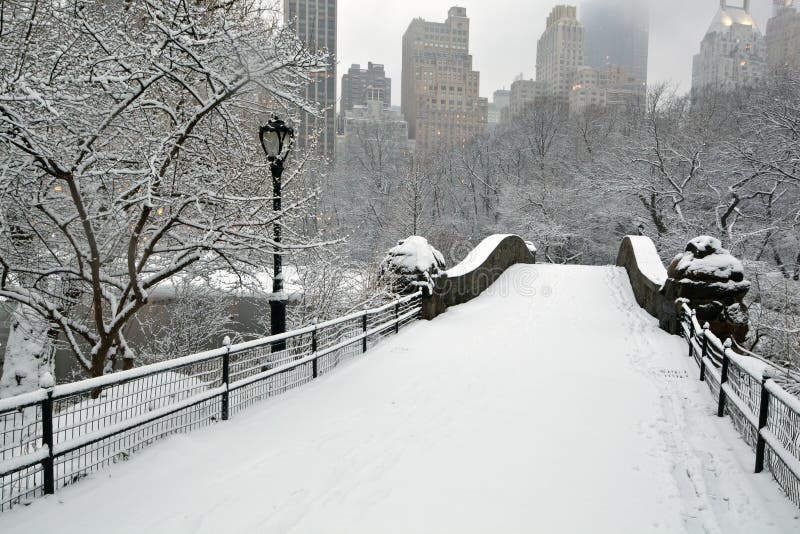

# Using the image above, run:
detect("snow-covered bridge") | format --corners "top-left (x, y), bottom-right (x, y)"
top-left (1, 261), bottom-right (798, 533)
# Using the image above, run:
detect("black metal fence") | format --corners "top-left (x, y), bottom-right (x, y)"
top-left (0, 292), bottom-right (422, 511)
top-left (680, 304), bottom-right (800, 507)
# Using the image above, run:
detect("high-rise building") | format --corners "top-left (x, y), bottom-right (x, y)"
top-left (508, 79), bottom-right (547, 119)
top-left (341, 63), bottom-right (391, 112)
top-left (536, 6), bottom-right (585, 101)
top-left (401, 7), bottom-right (488, 153)
top-left (488, 89), bottom-right (511, 126)
top-left (338, 95), bottom-right (410, 169)
top-left (692, 1), bottom-right (766, 97)
top-left (529, 4), bottom-right (642, 116)
top-left (567, 64), bottom-right (644, 113)
top-left (579, 0), bottom-right (649, 88)
top-left (766, 2), bottom-right (800, 72)
top-left (774, 0), bottom-right (795, 17)
top-left (284, 0), bottom-right (337, 157)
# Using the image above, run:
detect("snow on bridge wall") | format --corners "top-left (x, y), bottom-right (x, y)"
top-left (616, 236), bottom-right (678, 333)
top-left (421, 234), bottom-right (536, 320)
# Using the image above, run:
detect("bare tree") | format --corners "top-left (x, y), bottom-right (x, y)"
top-left (0, 0), bottom-right (332, 393)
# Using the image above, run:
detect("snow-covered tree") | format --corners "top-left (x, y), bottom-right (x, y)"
top-left (0, 0), bottom-right (331, 393)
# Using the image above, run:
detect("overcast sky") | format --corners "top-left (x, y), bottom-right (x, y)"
top-left (337, 0), bottom-right (773, 106)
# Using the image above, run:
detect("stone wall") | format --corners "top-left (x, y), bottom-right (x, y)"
top-left (615, 236), bottom-right (678, 332)
top-left (617, 235), bottom-right (751, 341)
top-left (421, 235), bottom-right (537, 320)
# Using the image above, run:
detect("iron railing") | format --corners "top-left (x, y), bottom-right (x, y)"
top-left (680, 303), bottom-right (800, 507)
top-left (0, 292), bottom-right (423, 511)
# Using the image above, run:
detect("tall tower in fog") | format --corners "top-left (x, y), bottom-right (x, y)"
top-left (580, 0), bottom-right (649, 88)
top-left (692, 0), bottom-right (766, 97)
top-left (773, 0), bottom-right (795, 16)
top-left (401, 7), bottom-right (488, 153)
top-left (284, 0), bottom-right (337, 158)
top-left (536, 5), bottom-right (584, 101)
top-left (767, 1), bottom-right (800, 72)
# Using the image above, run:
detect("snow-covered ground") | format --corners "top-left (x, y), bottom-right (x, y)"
top-left (1, 265), bottom-right (798, 533)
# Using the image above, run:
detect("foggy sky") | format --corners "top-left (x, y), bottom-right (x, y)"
top-left (338, 0), bottom-right (773, 106)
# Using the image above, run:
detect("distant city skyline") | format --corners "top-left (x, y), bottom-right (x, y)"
top-left (336, 0), bottom-right (773, 107)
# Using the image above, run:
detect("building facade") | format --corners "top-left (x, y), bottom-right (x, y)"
top-left (338, 97), bottom-right (410, 170)
top-left (488, 89), bottom-right (511, 126)
top-left (579, 0), bottom-right (649, 88)
top-left (766, 2), bottom-right (800, 72)
top-left (692, 1), bottom-right (766, 97)
top-left (401, 7), bottom-right (488, 153)
top-left (508, 79), bottom-right (547, 120)
top-left (568, 64), bottom-right (643, 113)
top-left (536, 5), bottom-right (585, 101)
top-left (284, 0), bottom-right (337, 157)
top-left (341, 62), bottom-right (391, 112)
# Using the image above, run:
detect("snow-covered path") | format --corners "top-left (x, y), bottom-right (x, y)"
top-left (2, 265), bottom-right (798, 533)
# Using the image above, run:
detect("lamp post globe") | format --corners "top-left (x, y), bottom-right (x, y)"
top-left (259, 116), bottom-right (294, 168)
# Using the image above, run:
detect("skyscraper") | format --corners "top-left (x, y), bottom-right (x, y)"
top-left (401, 7), bottom-right (488, 153)
top-left (579, 0), bottom-right (649, 88)
top-left (488, 89), bottom-right (511, 126)
top-left (692, 1), bottom-right (766, 97)
top-left (536, 6), bottom-right (585, 102)
top-left (341, 62), bottom-right (392, 113)
top-left (767, 1), bottom-right (800, 72)
top-left (773, 0), bottom-right (795, 17)
top-left (508, 78), bottom-right (546, 119)
top-left (284, 0), bottom-right (337, 157)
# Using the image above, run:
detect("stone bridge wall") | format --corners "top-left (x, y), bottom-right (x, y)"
top-left (616, 236), bottom-right (678, 333)
top-left (422, 234), bottom-right (537, 320)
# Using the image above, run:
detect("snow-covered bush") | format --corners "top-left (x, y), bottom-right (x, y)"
top-left (380, 237), bottom-right (446, 294)
top-left (0, 0), bottom-right (331, 387)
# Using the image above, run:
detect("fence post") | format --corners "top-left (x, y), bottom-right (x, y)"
top-left (362, 312), bottom-right (368, 353)
top-left (755, 369), bottom-right (773, 473)
top-left (688, 310), bottom-right (696, 359)
top-left (312, 326), bottom-right (319, 378)
top-left (700, 323), bottom-right (710, 382)
top-left (41, 390), bottom-right (55, 495)
top-left (221, 336), bottom-right (231, 421)
top-left (717, 339), bottom-right (732, 418)
top-left (395, 301), bottom-right (400, 334)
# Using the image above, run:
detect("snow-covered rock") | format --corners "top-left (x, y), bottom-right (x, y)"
top-left (664, 236), bottom-right (751, 342)
top-left (668, 236), bottom-right (747, 285)
top-left (380, 236), bottom-right (446, 294)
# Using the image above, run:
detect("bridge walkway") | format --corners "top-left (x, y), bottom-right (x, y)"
top-left (1, 265), bottom-right (798, 533)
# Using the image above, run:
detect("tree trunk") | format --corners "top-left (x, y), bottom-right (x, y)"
top-left (0, 303), bottom-right (55, 398)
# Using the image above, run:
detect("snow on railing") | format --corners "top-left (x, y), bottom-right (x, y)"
top-left (0, 292), bottom-right (423, 511)
top-left (679, 303), bottom-right (800, 508)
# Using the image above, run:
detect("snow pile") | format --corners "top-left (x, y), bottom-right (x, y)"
top-left (447, 234), bottom-right (512, 278)
top-left (380, 236), bottom-right (446, 293)
top-left (668, 236), bottom-right (747, 285)
top-left (627, 236), bottom-right (667, 286)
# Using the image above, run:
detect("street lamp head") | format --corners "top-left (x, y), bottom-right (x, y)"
top-left (260, 115), bottom-right (294, 162)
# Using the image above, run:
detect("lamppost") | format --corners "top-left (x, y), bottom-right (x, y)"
top-left (259, 116), bottom-right (294, 352)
